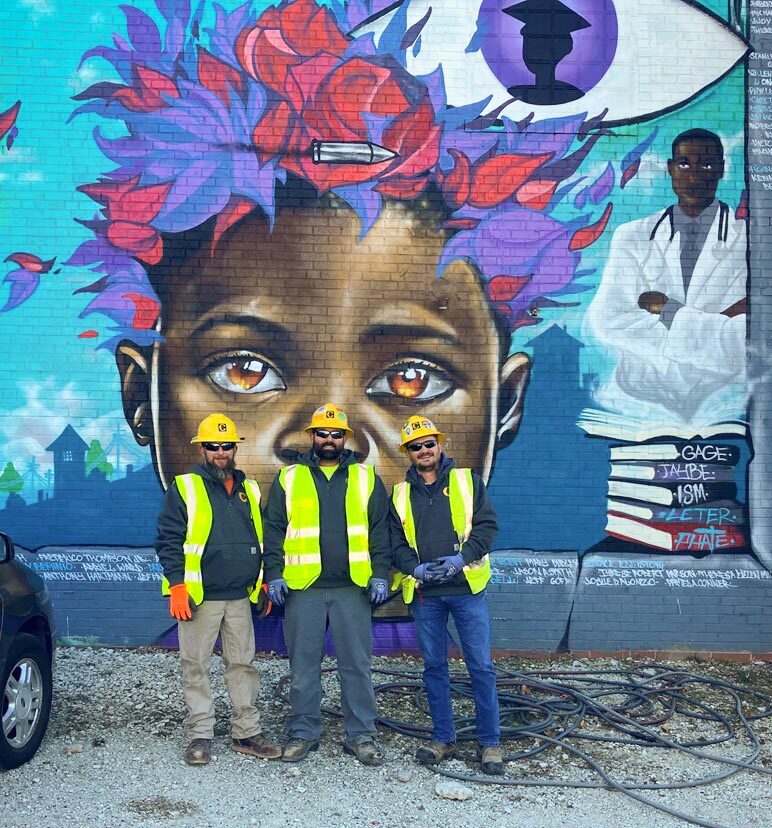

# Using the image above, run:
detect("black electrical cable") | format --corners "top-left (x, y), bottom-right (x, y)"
top-left (274, 662), bottom-right (772, 828)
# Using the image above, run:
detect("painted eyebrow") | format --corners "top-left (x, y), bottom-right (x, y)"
top-left (675, 155), bottom-right (723, 162)
top-left (359, 322), bottom-right (460, 346)
top-left (191, 313), bottom-right (294, 343)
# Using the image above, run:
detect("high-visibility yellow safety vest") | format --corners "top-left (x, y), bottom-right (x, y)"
top-left (391, 467), bottom-right (490, 603)
top-left (279, 463), bottom-right (375, 590)
top-left (160, 474), bottom-right (264, 605)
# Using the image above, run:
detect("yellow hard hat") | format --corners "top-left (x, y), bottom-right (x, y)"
top-left (304, 403), bottom-right (354, 435)
top-left (399, 416), bottom-right (446, 452)
top-left (190, 413), bottom-right (245, 444)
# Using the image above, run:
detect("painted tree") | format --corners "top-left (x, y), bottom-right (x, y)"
top-left (0, 461), bottom-right (23, 494)
top-left (86, 439), bottom-right (114, 477)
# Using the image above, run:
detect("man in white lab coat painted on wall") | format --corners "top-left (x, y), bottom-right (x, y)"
top-left (587, 129), bottom-right (747, 423)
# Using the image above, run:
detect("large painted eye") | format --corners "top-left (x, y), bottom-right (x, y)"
top-left (204, 352), bottom-right (286, 395)
top-left (351, 0), bottom-right (747, 125)
top-left (366, 360), bottom-right (454, 401)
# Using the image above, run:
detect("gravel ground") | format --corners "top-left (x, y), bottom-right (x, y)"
top-left (2, 648), bottom-right (771, 828)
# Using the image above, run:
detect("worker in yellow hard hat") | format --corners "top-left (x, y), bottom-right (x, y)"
top-left (155, 412), bottom-right (281, 766)
top-left (262, 403), bottom-right (391, 767)
top-left (397, 416), bottom-right (446, 453)
top-left (390, 415), bottom-right (504, 776)
top-left (189, 412), bottom-right (246, 444)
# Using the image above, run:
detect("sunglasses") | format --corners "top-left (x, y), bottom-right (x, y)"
top-left (314, 429), bottom-right (345, 440)
top-left (407, 440), bottom-right (438, 452)
top-left (202, 442), bottom-right (236, 452)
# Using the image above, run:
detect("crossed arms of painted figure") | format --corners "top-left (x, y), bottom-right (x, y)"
top-left (588, 215), bottom-right (747, 377)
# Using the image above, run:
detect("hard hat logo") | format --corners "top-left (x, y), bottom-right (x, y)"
top-left (191, 413), bottom-right (245, 444)
top-left (399, 416), bottom-right (446, 452)
top-left (305, 403), bottom-right (354, 435)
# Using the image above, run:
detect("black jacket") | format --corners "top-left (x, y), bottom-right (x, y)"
top-left (262, 449), bottom-right (391, 588)
top-left (155, 464), bottom-right (262, 600)
top-left (389, 455), bottom-right (498, 596)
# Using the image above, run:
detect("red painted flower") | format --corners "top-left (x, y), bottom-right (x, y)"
top-left (78, 176), bottom-right (172, 264)
top-left (438, 149), bottom-right (552, 210)
top-left (0, 100), bottom-right (21, 149)
top-left (236, 0), bottom-right (348, 95)
top-left (569, 203), bottom-right (613, 251)
top-left (123, 293), bottom-right (160, 330)
top-left (111, 65), bottom-right (179, 113)
top-left (238, 0), bottom-right (440, 191)
top-left (282, 57), bottom-right (441, 191)
top-left (4, 252), bottom-right (55, 273)
top-left (198, 47), bottom-right (243, 107)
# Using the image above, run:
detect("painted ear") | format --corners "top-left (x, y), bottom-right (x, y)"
top-left (115, 342), bottom-right (153, 447)
top-left (497, 352), bottom-right (532, 450)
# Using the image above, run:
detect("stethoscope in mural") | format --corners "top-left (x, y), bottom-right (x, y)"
top-left (648, 201), bottom-right (732, 244)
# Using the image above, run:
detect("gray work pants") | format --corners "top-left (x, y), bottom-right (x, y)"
top-left (177, 598), bottom-right (261, 741)
top-left (283, 586), bottom-right (377, 744)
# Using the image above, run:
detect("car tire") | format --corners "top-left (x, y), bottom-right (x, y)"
top-left (0, 633), bottom-right (52, 770)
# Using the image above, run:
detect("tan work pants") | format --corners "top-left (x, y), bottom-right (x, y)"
top-left (177, 598), bottom-right (260, 741)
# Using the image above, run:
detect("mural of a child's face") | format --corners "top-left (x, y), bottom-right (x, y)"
top-left (117, 199), bottom-right (530, 488)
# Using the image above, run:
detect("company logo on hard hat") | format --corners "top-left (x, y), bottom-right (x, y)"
top-left (326, 410), bottom-right (335, 418)
top-left (218, 422), bottom-right (227, 432)
top-left (410, 420), bottom-right (421, 430)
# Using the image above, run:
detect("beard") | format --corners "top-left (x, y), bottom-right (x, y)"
top-left (414, 453), bottom-right (440, 472)
top-left (205, 457), bottom-right (236, 481)
top-left (315, 442), bottom-right (344, 461)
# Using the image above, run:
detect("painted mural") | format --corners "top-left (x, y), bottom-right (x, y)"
top-left (1, 0), bottom-right (769, 651)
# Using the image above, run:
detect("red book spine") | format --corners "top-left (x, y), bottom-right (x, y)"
top-left (607, 518), bottom-right (747, 552)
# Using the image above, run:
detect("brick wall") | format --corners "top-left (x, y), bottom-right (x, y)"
top-left (1, 0), bottom-right (769, 653)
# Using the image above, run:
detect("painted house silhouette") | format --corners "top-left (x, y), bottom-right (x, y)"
top-left (46, 425), bottom-right (89, 499)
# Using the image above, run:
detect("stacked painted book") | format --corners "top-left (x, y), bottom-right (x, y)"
top-left (605, 441), bottom-right (747, 553)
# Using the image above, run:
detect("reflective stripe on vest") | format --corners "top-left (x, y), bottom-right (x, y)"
top-left (279, 463), bottom-right (376, 590)
top-left (242, 478), bottom-right (266, 602)
top-left (161, 474), bottom-right (264, 605)
top-left (391, 468), bottom-right (490, 603)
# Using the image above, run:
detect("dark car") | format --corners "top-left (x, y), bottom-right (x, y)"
top-left (0, 532), bottom-right (54, 769)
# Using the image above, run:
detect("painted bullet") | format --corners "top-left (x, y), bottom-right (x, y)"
top-left (311, 140), bottom-right (398, 165)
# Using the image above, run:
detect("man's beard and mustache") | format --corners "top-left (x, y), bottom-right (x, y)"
top-left (315, 441), bottom-right (344, 461)
top-left (205, 457), bottom-right (236, 480)
top-left (414, 453), bottom-right (440, 472)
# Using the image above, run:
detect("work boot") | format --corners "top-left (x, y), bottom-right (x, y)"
top-left (232, 733), bottom-right (282, 760)
top-left (282, 738), bottom-right (320, 762)
top-left (343, 738), bottom-right (384, 767)
top-left (184, 738), bottom-right (211, 766)
top-left (415, 741), bottom-right (456, 765)
top-left (479, 745), bottom-right (505, 775)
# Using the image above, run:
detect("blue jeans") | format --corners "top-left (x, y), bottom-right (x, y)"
top-left (410, 591), bottom-right (500, 747)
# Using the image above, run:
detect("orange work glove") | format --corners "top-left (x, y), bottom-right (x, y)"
top-left (169, 583), bottom-right (193, 621)
top-left (255, 583), bottom-right (272, 619)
